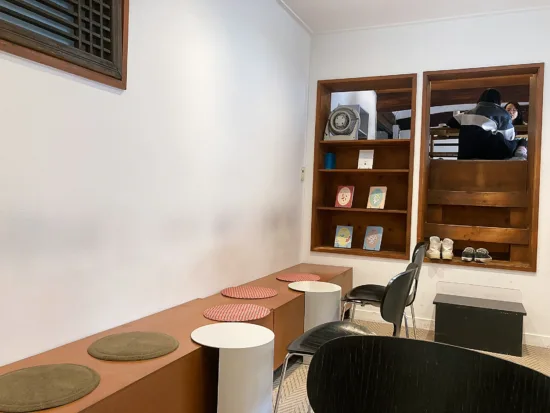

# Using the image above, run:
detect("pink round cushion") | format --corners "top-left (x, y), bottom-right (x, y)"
top-left (276, 273), bottom-right (321, 282)
top-left (203, 304), bottom-right (271, 322)
top-left (221, 286), bottom-right (278, 299)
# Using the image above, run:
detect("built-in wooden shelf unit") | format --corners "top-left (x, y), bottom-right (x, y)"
top-left (419, 64), bottom-right (544, 272)
top-left (311, 74), bottom-right (417, 260)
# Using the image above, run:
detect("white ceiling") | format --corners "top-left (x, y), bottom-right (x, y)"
top-left (280, 0), bottom-right (550, 33)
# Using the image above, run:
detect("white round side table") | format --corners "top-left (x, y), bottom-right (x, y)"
top-left (191, 323), bottom-right (274, 413)
top-left (288, 281), bottom-right (342, 331)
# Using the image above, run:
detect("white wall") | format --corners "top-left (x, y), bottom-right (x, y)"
top-left (302, 8), bottom-right (550, 346)
top-left (0, 0), bottom-right (310, 366)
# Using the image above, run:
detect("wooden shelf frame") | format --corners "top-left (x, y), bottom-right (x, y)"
top-left (312, 246), bottom-right (408, 260)
top-left (317, 207), bottom-right (408, 215)
top-left (428, 190), bottom-right (529, 208)
top-left (424, 223), bottom-right (530, 245)
top-left (418, 63), bottom-right (544, 272)
top-left (425, 256), bottom-right (532, 271)
top-left (319, 169), bottom-right (409, 174)
top-left (311, 74), bottom-right (418, 260)
top-left (320, 139), bottom-right (411, 148)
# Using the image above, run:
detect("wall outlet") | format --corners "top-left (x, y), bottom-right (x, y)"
top-left (301, 167), bottom-right (305, 182)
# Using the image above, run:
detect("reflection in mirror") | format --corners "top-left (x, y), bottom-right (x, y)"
top-left (328, 90), bottom-right (413, 141)
top-left (429, 84), bottom-right (530, 160)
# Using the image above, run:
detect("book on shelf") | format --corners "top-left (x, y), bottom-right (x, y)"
top-left (334, 225), bottom-right (353, 249)
top-left (367, 186), bottom-right (387, 209)
top-left (335, 186), bottom-right (355, 208)
top-left (363, 226), bottom-right (383, 251)
top-left (357, 150), bottom-right (374, 169)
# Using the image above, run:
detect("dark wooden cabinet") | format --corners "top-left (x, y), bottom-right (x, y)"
top-left (434, 294), bottom-right (527, 356)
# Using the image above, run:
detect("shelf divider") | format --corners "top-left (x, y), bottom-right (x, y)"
top-left (319, 169), bottom-right (409, 174)
top-left (312, 246), bottom-right (408, 260)
top-left (424, 223), bottom-right (530, 245)
top-left (320, 139), bottom-right (411, 148)
top-left (424, 256), bottom-right (532, 272)
top-left (317, 207), bottom-right (407, 214)
top-left (428, 190), bottom-right (528, 208)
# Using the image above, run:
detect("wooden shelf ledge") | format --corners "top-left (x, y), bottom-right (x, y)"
top-left (319, 75), bottom-right (414, 94)
top-left (317, 207), bottom-right (408, 214)
top-left (425, 256), bottom-right (532, 272)
top-left (428, 190), bottom-right (529, 208)
top-left (320, 139), bottom-right (410, 148)
top-left (312, 246), bottom-right (408, 260)
top-left (424, 223), bottom-right (529, 245)
top-left (376, 87), bottom-right (414, 94)
top-left (319, 169), bottom-right (409, 174)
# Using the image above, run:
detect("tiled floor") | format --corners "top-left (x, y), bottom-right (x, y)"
top-left (271, 321), bottom-right (550, 413)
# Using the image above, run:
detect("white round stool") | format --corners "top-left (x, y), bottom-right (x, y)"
top-left (288, 281), bottom-right (342, 331)
top-left (191, 323), bottom-right (274, 413)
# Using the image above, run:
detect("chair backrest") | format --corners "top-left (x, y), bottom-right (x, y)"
top-left (407, 242), bottom-right (427, 306)
top-left (380, 265), bottom-right (417, 337)
top-left (307, 335), bottom-right (550, 413)
top-left (412, 241), bottom-right (427, 266)
top-left (411, 241), bottom-right (426, 262)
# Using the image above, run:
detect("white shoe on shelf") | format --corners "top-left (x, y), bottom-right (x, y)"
top-left (442, 238), bottom-right (454, 260)
top-left (427, 236), bottom-right (442, 259)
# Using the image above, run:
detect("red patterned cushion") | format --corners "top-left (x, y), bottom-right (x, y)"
top-left (221, 286), bottom-right (278, 299)
top-left (203, 304), bottom-right (271, 322)
top-left (276, 273), bottom-right (321, 282)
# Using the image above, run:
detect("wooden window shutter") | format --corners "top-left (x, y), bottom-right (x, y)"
top-left (0, 0), bottom-right (128, 89)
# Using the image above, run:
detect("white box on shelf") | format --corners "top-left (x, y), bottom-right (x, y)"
top-left (358, 150), bottom-right (374, 169)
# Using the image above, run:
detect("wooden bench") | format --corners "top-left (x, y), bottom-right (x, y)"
top-left (0, 263), bottom-right (352, 413)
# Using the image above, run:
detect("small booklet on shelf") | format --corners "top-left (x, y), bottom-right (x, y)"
top-left (363, 226), bottom-right (383, 251)
top-left (335, 186), bottom-right (355, 208)
top-left (367, 186), bottom-right (387, 209)
top-left (334, 225), bottom-right (353, 249)
top-left (358, 150), bottom-right (374, 169)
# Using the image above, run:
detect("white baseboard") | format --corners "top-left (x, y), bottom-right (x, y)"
top-left (354, 307), bottom-right (550, 349)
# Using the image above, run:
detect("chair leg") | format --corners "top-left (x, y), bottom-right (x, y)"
top-left (341, 302), bottom-right (347, 321)
top-left (274, 353), bottom-right (291, 413)
top-left (410, 304), bottom-right (417, 339)
top-left (350, 303), bottom-right (356, 322)
top-left (403, 312), bottom-right (410, 338)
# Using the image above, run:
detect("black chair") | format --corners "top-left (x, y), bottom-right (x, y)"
top-left (274, 265), bottom-right (417, 413)
top-left (342, 241), bottom-right (427, 338)
top-left (411, 240), bottom-right (427, 262)
top-left (307, 335), bottom-right (550, 413)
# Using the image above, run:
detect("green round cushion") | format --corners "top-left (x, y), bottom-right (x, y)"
top-left (0, 364), bottom-right (100, 413)
top-left (88, 332), bottom-right (179, 361)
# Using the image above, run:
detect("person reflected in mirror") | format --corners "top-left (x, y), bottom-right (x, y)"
top-left (447, 89), bottom-right (527, 160)
top-left (504, 102), bottom-right (527, 126)
top-left (504, 102), bottom-right (528, 159)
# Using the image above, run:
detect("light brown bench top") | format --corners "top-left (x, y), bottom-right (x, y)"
top-left (0, 263), bottom-right (352, 413)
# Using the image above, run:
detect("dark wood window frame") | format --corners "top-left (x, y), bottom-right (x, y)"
top-left (418, 63), bottom-right (544, 272)
top-left (0, 0), bottom-right (129, 89)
